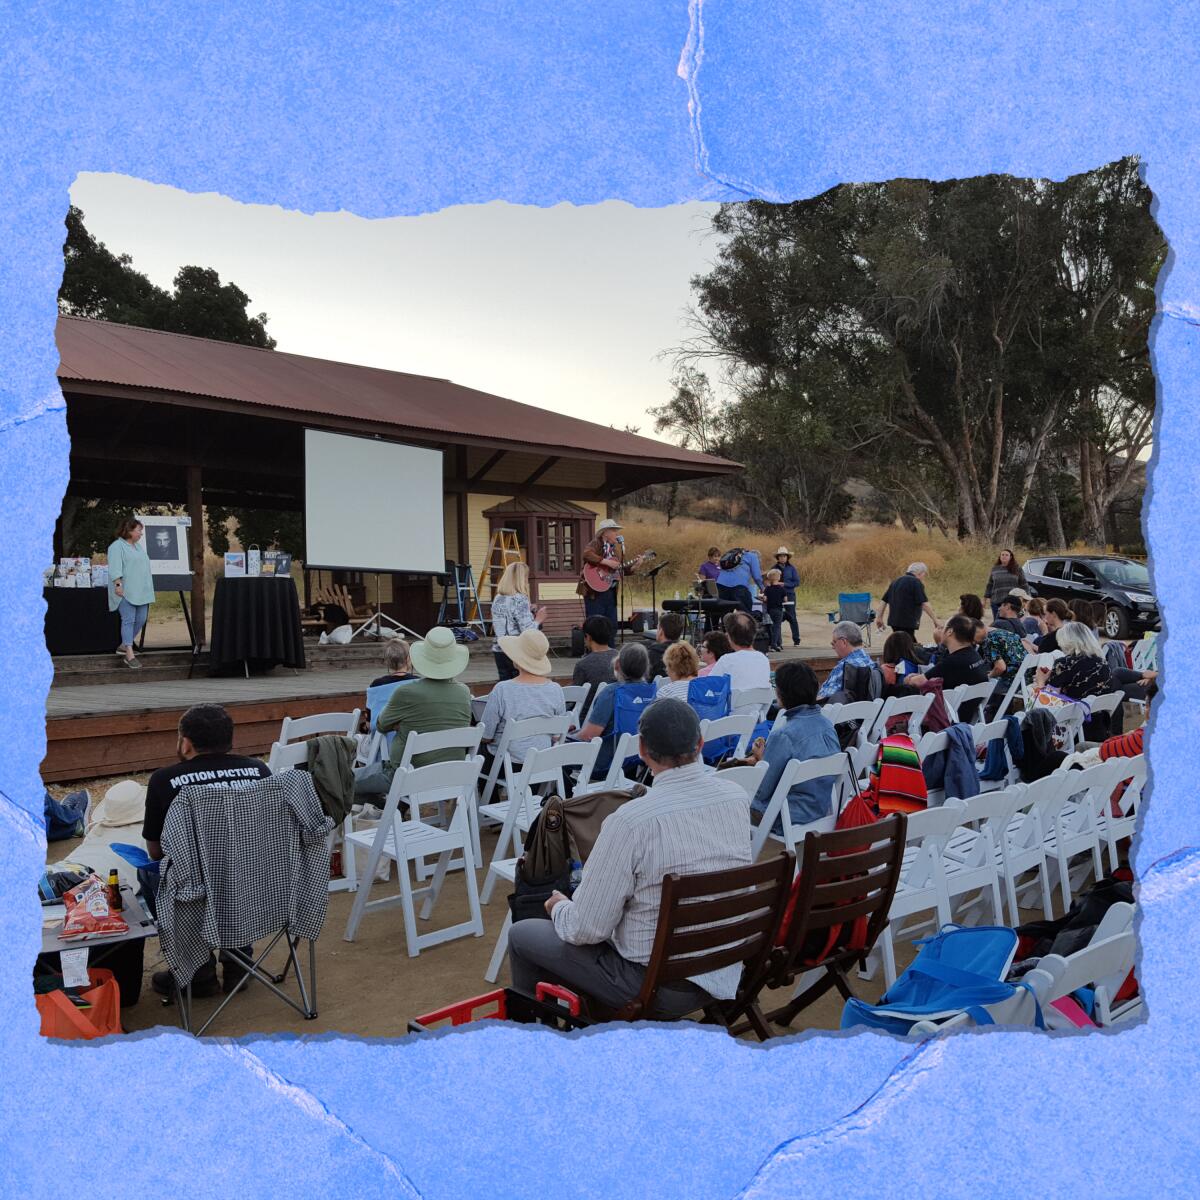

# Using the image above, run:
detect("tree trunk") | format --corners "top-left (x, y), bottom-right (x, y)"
top-left (1042, 470), bottom-right (1066, 549)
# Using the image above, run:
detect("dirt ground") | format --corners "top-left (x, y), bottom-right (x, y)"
top-left (46, 815), bottom-right (1031, 1041)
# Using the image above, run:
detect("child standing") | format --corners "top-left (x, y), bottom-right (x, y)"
top-left (762, 569), bottom-right (787, 652)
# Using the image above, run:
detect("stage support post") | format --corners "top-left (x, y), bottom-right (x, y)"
top-left (187, 464), bottom-right (206, 647)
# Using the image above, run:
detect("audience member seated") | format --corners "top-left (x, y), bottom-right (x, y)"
top-left (907, 615), bottom-right (989, 718)
top-left (354, 626), bottom-right (473, 799)
top-left (362, 637), bottom-right (416, 732)
top-left (817, 620), bottom-right (876, 704)
top-left (655, 640), bottom-right (701, 701)
top-left (1025, 596), bottom-right (1048, 638)
top-left (747, 661), bottom-right (840, 832)
top-left (572, 615), bottom-right (618, 721)
top-left (975, 613), bottom-right (1027, 697)
top-left (958, 592), bottom-right (985, 621)
top-left (576, 642), bottom-right (651, 780)
top-left (1030, 620), bottom-right (1114, 739)
top-left (992, 594), bottom-right (1027, 637)
top-left (880, 630), bottom-right (928, 693)
top-left (697, 630), bottom-right (733, 677)
top-left (480, 628), bottom-right (566, 769)
top-left (141, 703), bottom-right (271, 997)
top-left (1036, 598), bottom-right (1070, 653)
top-left (703, 611), bottom-right (771, 714)
top-left (508, 700), bottom-right (752, 1019)
top-left (646, 612), bottom-right (686, 680)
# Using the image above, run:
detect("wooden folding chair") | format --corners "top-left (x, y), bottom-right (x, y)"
top-left (755, 814), bottom-right (907, 1032)
top-left (567, 853), bottom-right (795, 1037)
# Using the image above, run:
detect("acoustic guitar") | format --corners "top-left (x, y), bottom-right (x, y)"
top-left (582, 549), bottom-right (656, 593)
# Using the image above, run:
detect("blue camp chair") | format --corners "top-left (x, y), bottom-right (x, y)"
top-left (612, 682), bottom-right (658, 774)
top-left (827, 592), bottom-right (877, 646)
top-left (686, 675), bottom-right (732, 724)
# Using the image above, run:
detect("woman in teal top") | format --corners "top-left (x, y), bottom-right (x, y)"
top-left (107, 517), bottom-right (156, 668)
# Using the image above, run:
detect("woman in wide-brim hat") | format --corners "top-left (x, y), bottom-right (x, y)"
top-left (480, 627), bottom-right (565, 767)
top-left (773, 546), bottom-right (802, 648)
top-left (410, 625), bottom-right (470, 679)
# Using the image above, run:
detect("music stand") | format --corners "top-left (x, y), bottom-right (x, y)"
top-left (644, 560), bottom-right (671, 630)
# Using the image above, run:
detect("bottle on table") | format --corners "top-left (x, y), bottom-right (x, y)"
top-left (107, 867), bottom-right (124, 910)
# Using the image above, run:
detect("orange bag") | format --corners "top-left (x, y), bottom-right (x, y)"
top-left (36, 967), bottom-right (122, 1040)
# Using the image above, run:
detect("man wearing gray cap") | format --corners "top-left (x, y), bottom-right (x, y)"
top-left (507, 699), bottom-right (752, 1018)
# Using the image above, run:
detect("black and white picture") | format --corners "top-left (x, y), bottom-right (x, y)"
top-left (135, 514), bottom-right (191, 579)
top-left (146, 524), bottom-right (179, 561)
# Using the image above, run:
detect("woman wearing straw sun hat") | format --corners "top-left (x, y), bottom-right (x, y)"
top-left (480, 627), bottom-right (566, 768)
top-left (353, 626), bottom-right (472, 799)
top-left (773, 546), bottom-right (801, 647)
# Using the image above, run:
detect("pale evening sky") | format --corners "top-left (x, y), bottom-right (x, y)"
top-left (68, 174), bottom-right (725, 436)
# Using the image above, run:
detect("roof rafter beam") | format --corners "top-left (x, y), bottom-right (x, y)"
top-left (468, 449), bottom-right (507, 484)
top-left (517, 455), bottom-right (561, 491)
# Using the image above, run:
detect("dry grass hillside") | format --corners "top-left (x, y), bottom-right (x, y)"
top-left (615, 509), bottom-right (1097, 616)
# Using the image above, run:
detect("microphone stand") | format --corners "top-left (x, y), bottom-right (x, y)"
top-left (644, 560), bottom-right (672, 632)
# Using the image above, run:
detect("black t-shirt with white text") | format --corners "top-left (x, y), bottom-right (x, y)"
top-left (142, 753), bottom-right (271, 844)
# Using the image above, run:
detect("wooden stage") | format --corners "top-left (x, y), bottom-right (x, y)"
top-left (42, 644), bottom-right (847, 784)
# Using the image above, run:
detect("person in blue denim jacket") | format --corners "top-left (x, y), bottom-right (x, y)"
top-left (749, 661), bottom-right (841, 832)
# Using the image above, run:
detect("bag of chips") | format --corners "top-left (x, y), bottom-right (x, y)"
top-left (61, 873), bottom-right (128, 940)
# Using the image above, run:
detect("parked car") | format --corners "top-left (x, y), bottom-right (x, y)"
top-left (1023, 554), bottom-right (1159, 639)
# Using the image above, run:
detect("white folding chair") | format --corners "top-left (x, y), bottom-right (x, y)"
top-left (732, 686), bottom-right (774, 722)
top-left (916, 729), bottom-right (951, 806)
top-left (1029, 928), bottom-right (1141, 1029)
top-left (714, 761), bottom-right (769, 799)
top-left (946, 680), bottom-right (997, 725)
top-left (699, 714), bottom-right (757, 763)
top-left (479, 738), bottom-right (601, 904)
top-left (1131, 633), bottom-right (1157, 672)
top-left (478, 713), bottom-right (571, 808)
top-left (560, 684), bottom-right (592, 732)
top-left (1038, 761), bottom-right (1110, 912)
top-left (996, 651), bottom-right (1061, 719)
top-left (278, 710), bottom-right (361, 743)
top-left (395, 726), bottom-right (485, 873)
top-left (972, 719), bottom-right (1020, 791)
top-left (871, 693), bottom-right (933, 743)
top-left (480, 740), bottom-right (603, 982)
top-left (870, 801), bottom-right (966, 989)
top-left (940, 798), bottom-right (1004, 926)
top-left (1081, 691), bottom-right (1123, 743)
top-left (749, 751), bottom-right (847, 860)
top-left (1096, 754), bottom-right (1146, 873)
top-left (342, 757), bottom-right (485, 955)
top-left (268, 739), bottom-right (359, 894)
top-left (823, 699), bottom-right (884, 749)
top-left (974, 781), bottom-right (1053, 924)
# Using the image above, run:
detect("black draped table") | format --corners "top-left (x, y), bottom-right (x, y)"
top-left (208, 576), bottom-right (306, 676)
top-left (44, 587), bottom-right (121, 655)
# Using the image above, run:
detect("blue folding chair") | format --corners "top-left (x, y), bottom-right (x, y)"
top-left (827, 592), bottom-right (877, 646)
top-left (685, 676), bottom-right (737, 762)
top-left (612, 682), bottom-right (658, 773)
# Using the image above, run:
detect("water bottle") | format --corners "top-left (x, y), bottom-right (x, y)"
top-left (569, 859), bottom-right (583, 891)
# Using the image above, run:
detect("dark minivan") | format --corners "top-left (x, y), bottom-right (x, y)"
top-left (1023, 554), bottom-right (1158, 639)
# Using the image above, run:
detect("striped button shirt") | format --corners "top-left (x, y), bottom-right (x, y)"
top-left (551, 760), bottom-right (753, 999)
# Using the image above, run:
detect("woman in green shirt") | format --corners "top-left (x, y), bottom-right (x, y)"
top-left (107, 516), bottom-right (156, 668)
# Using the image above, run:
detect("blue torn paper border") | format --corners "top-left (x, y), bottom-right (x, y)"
top-left (2, 3), bottom-right (1198, 1196)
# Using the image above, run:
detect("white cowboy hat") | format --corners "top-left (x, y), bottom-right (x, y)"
top-left (499, 627), bottom-right (553, 676)
top-left (410, 626), bottom-right (470, 680)
top-left (95, 779), bottom-right (147, 828)
top-left (775, 546), bottom-right (793, 557)
top-left (596, 518), bottom-right (623, 533)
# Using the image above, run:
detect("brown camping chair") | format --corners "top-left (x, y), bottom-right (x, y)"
top-left (753, 814), bottom-right (906, 1032)
top-left (580, 852), bottom-right (795, 1037)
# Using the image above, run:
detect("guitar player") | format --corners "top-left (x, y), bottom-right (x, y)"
top-left (578, 517), bottom-right (635, 627)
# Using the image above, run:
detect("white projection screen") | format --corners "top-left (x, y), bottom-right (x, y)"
top-left (304, 429), bottom-right (445, 573)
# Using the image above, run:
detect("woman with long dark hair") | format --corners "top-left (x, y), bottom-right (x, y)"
top-left (983, 549), bottom-right (1027, 619)
top-left (106, 516), bottom-right (156, 668)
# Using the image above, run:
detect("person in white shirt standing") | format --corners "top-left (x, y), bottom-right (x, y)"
top-left (507, 699), bottom-right (752, 1019)
top-left (707, 610), bottom-right (771, 714)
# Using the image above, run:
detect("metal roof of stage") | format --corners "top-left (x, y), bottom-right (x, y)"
top-left (56, 317), bottom-right (740, 495)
